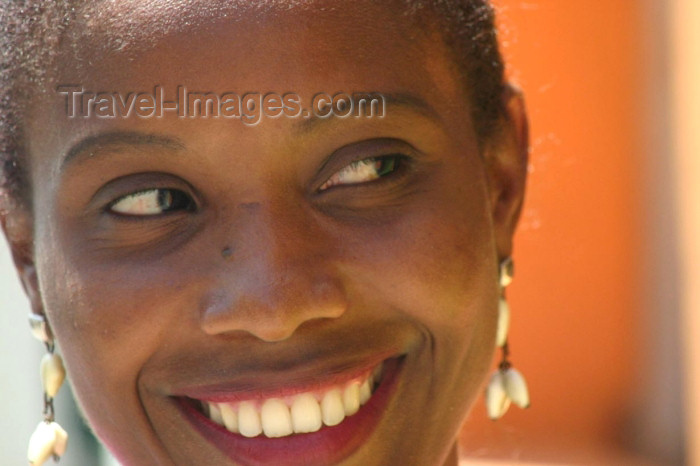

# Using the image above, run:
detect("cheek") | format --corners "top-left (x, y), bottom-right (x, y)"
top-left (338, 177), bottom-right (499, 454)
top-left (338, 157), bottom-right (500, 400)
top-left (373, 208), bottom-right (497, 363)
top-left (342, 154), bottom-right (498, 339)
top-left (34, 229), bottom-right (191, 462)
top-left (36, 242), bottom-right (198, 385)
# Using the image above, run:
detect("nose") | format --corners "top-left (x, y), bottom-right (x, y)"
top-left (200, 201), bottom-right (347, 342)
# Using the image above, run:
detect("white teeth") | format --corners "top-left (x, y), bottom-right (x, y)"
top-left (219, 403), bottom-right (238, 433)
top-left (238, 401), bottom-right (262, 438)
top-left (291, 393), bottom-right (322, 433)
top-left (359, 378), bottom-right (371, 405)
top-left (321, 388), bottom-right (345, 426)
top-left (342, 382), bottom-right (361, 416)
top-left (201, 362), bottom-right (386, 437)
top-left (261, 398), bottom-right (293, 438)
top-left (208, 402), bottom-right (224, 426)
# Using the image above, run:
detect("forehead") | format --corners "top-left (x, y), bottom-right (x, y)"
top-left (26, 0), bottom-right (471, 170)
top-left (75, 0), bottom-right (329, 56)
top-left (57, 0), bottom-right (460, 89)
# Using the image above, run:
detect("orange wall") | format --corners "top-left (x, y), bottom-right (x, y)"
top-left (460, 1), bottom-right (647, 461)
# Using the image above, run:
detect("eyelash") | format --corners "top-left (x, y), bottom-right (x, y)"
top-left (106, 154), bottom-right (407, 217)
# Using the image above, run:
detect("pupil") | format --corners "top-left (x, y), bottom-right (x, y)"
top-left (157, 189), bottom-right (192, 212)
top-left (376, 156), bottom-right (399, 177)
top-left (157, 190), bottom-right (172, 210)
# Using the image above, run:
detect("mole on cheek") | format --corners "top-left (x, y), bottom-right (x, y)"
top-left (221, 246), bottom-right (233, 259)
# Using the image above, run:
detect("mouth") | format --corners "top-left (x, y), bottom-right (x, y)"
top-left (174, 356), bottom-right (403, 465)
top-left (197, 360), bottom-right (383, 438)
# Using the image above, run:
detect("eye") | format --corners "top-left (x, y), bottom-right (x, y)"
top-left (319, 155), bottom-right (403, 191)
top-left (108, 188), bottom-right (195, 216)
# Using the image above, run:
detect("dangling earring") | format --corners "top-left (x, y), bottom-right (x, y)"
top-left (485, 257), bottom-right (530, 420)
top-left (27, 314), bottom-right (68, 465)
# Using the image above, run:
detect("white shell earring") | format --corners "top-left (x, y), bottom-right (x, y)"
top-left (485, 257), bottom-right (530, 420)
top-left (27, 314), bottom-right (68, 465)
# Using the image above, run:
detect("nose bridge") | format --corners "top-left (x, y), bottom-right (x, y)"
top-left (259, 199), bottom-right (319, 264)
top-left (247, 196), bottom-right (326, 285)
top-left (200, 198), bottom-right (347, 342)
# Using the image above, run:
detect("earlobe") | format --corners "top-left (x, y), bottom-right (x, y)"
top-left (18, 262), bottom-right (45, 316)
top-left (1, 208), bottom-right (44, 316)
top-left (485, 84), bottom-right (529, 258)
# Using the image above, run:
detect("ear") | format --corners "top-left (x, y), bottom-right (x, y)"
top-left (1, 206), bottom-right (44, 319)
top-left (484, 84), bottom-right (529, 259)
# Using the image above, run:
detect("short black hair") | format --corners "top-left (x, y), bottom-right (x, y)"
top-left (0, 0), bottom-right (505, 212)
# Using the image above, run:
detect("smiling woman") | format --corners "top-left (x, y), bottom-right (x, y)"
top-left (0, 1), bottom-right (528, 465)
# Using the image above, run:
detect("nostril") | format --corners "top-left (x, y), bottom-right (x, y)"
top-left (250, 318), bottom-right (307, 343)
top-left (201, 305), bottom-right (329, 342)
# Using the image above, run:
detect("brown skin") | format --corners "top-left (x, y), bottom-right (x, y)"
top-left (3, 1), bottom-right (528, 465)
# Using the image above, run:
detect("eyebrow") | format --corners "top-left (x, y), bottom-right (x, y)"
top-left (295, 92), bottom-right (444, 133)
top-left (60, 93), bottom-right (440, 168)
top-left (61, 131), bottom-right (186, 169)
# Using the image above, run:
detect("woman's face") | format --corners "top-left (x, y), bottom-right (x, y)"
top-left (15, 1), bottom-right (525, 465)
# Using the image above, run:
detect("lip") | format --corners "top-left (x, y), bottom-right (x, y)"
top-left (175, 355), bottom-right (390, 404)
top-left (175, 356), bottom-right (404, 466)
